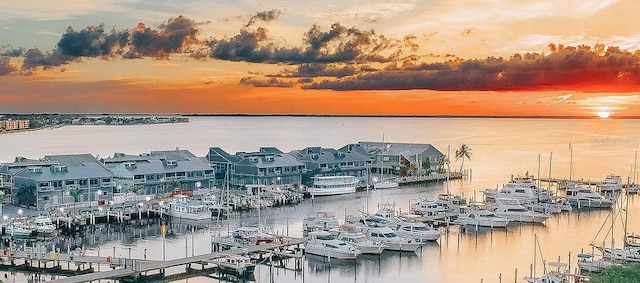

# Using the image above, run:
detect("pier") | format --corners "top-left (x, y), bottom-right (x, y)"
top-left (398, 171), bottom-right (465, 186)
top-left (0, 236), bottom-right (305, 283)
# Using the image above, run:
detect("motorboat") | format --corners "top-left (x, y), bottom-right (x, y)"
top-left (524, 262), bottom-right (571, 283)
top-left (394, 220), bottom-right (441, 242)
top-left (305, 230), bottom-right (361, 259)
top-left (216, 254), bottom-right (255, 278)
top-left (593, 244), bottom-right (640, 262)
top-left (454, 206), bottom-right (510, 228)
top-left (214, 226), bottom-right (275, 249)
top-left (303, 210), bottom-right (340, 234)
top-left (363, 225), bottom-right (422, 252)
top-left (565, 186), bottom-right (613, 208)
top-left (597, 174), bottom-right (623, 193)
top-left (336, 224), bottom-right (386, 255)
top-left (29, 216), bottom-right (56, 234)
top-left (484, 174), bottom-right (553, 203)
top-left (577, 253), bottom-right (621, 273)
top-left (4, 222), bottom-right (33, 237)
top-left (164, 194), bottom-right (212, 220)
top-left (409, 199), bottom-right (448, 222)
top-left (626, 183), bottom-right (639, 194)
top-left (307, 176), bottom-right (357, 196)
top-left (373, 177), bottom-right (399, 190)
top-left (491, 198), bottom-right (550, 223)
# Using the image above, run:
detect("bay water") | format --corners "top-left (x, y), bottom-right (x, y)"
top-left (1, 116), bottom-right (639, 283)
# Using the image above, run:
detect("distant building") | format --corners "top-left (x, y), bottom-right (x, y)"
top-left (357, 142), bottom-right (445, 177)
top-left (0, 120), bottom-right (29, 131)
top-left (206, 147), bottom-right (305, 191)
top-left (7, 154), bottom-right (115, 211)
top-left (290, 145), bottom-right (372, 187)
top-left (102, 149), bottom-right (215, 197)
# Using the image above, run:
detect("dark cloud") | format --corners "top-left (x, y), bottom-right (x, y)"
top-left (208, 21), bottom-right (405, 65)
top-left (57, 24), bottom-right (127, 57)
top-left (130, 15), bottom-right (201, 58)
top-left (239, 77), bottom-right (294, 87)
top-left (0, 47), bottom-right (25, 57)
top-left (304, 44), bottom-right (640, 91)
top-left (0, 57), bottom-right (17, 75)
top-left (281, 63), bottom-right (358, 78)
top-left (22, 48), bottom-right (75, 70)
top-left (244, 9), bottom-right (282, 28)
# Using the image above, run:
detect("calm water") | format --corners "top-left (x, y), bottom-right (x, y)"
top-left (1, 116), bottom-right (640, 283)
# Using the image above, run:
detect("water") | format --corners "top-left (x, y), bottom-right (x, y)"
top-left (1, 116), bottom-right (640, 282)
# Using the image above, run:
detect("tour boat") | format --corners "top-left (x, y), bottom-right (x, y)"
top-left (307, 176), bottom-right (357, 196)
top-left (164, 194), bottom-right (212, 220)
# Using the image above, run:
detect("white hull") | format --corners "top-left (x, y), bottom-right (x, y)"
top-left (456, 217), bottom-right (509, 228)
top-left (381, 241), bottom-right (422, 252)
top-left (304, 246), bottom-right (360, 259)
top-left (307, 187), bottom-right (356, 196)
top-left (166, 210), bottom-right (211, 220)
top-left (495, 213), bottom-right (549, 223)
top-left (373, 181), bottom-right (399, 190)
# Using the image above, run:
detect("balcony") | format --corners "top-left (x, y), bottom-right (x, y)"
top-left (101, 181), bottom-right (116, 187)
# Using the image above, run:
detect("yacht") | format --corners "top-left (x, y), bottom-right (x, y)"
top-left (597, 174), bottom-right (623, 193)
top-left (577, 253), bottom-right (621, 273)
top-left (363, 225), bottom-right (422, 252)
top-left (373, 177), bottom-right (399, 190)
top-left (305, 230), bottom-right (361, 259)
top-left (409, 199), bottom-right (448, 222)
top-left (29, 216), bottom-right (56, 234)
top-left (484, 175), bottom-right (553, 203)
top-left (307, 176), bottom-right (357, 196)
top-left (454, 206), bottom-right (510, 228)
top-left (164, 194), bottom-right (212, 220)
top-left (336, 224), bottom-right (386, 254)
top-left (394, 220), bottom-right (441, 242)
top-left (303, 210), bottom-right (341, 234)
top-left (593, 244), bottom-right (640, 262)
top-left (491, 198), bottom-right (550, 223)
top-left (4, 222), bottom-right (33, 237)
top-left (565, 186), bottom-right (613, 208)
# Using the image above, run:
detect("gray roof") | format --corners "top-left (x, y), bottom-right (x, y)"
top-left (293, 146), bottom-right (370, 167)
top-left (358, 142), bottom-right (443, 157)
top-left (103, 149), bottom-right (213, 175)
top-left (14, 154), bottom-right (113, 181)
top-left (207, 147), bottom-right (241, 163)
top-left (235, 153), bottom-right (304, 168)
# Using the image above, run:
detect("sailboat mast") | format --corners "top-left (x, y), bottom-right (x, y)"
top-left (569, 143), bottom-right (573, 181)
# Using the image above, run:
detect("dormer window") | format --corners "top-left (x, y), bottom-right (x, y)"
top-left (28, 166), bottom-right (42, 173)
top-left (166, 160), bottom-right (177, 166)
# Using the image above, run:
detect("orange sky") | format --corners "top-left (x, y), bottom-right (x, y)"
top-left (2, 1), bottom-right (640, 117)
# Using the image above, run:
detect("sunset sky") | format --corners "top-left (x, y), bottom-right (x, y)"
top-left (2, 0), bottom-right (640, 117)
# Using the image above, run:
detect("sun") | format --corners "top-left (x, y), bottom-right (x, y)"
top-left (597, 111), bottom-right (610, 118)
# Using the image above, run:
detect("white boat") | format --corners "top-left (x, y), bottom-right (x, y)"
top-left (29, 216), bottom-right (56, 234)
top-left (336, 224), bottom-right (386, 255)
top-left (577, 253), bottom-right (621, 273)
top-left (626, 183), bottom-right (639, 194)
top-left (394, 220), bottom-right (441, 242)
top-left (486, 174), bottom-right (554, 202)
top-left (593, 245), bottom-right (640, 262)
top-left (164, 194), bottom-right (212, 220)
top-left (4, 222), bottom-right (33, 237)
top-left (307, 176), bottom-right (357, 196)
top-left (491, 198), bottom-right (550, 223)
top-left (305, 230), bottom-right (361, 259)
top-left (524, 262), bottom-right (571, 283)
top-left (565, 186), bottom-right (613, 208)
top-left (409, 199), bottom-right (448, 222)
top-left (303, 210), bottom-right (340, 233)
top-left (363, 225), bottom-right (422, 252)
top-left (597, 174), bottom-right (623, 193)
top-left (217, 254), bottom-right (255, 278)
top-left (373, 177), bottom-right (399, 190)
top-left (201, 194), bottom-right (232, 218)
top-left (455, 206), bottom-right (510, 228)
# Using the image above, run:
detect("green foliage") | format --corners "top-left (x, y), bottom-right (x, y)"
top-left (130, 185), bottom-right (145, 195)
top-left (589, 264), bottom-right (640, 283)
top-left (455, 144), bottom-right (472, 171)
top-left (16, 185), bottom-right (36, 207)
top-left (69, 188), bottom-right (83, 202)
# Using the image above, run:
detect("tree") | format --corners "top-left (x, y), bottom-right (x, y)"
top-left (16, 185), bottom-right (36, 207)
top-left (129, 184), bottom-right (145, 195)
top-left (437, 155), bottom-right (450, 173)
top-left (455, 144), bottom-right (472, 172)
top-left (589, 263), bottom-right (640, 283)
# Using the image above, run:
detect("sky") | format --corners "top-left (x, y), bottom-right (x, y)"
top-left (1, 0), bottom-right (640, 117)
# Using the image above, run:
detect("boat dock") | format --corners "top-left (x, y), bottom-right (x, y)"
top-left (398, 171), bottom-right (465, 186)
top-left (0, 236), bottom-right (305, 283)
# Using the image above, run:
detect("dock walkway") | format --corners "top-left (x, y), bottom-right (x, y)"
top-left (49, 237), bottom-right (305, 283)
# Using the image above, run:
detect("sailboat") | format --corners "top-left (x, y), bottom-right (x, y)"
top-left (373, 135), bottom-right (399, 190)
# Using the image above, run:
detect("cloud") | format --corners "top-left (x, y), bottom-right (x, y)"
top-left (303, 44), bottom-right (640, 91)
top-left (129, 15), bottom-right (201, 58)
top-left (0, 57), bottom-right (17, 75)
top-left (239, 77), bottom-right (295, 87)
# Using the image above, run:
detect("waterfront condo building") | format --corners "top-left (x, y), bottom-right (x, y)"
top-left (5, 154), bottom-right (115, 211)
top-left (102, 149), bottom-right (215, 197)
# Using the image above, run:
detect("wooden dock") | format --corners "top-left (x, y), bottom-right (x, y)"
top-left (398, 172), bottom-right (465, 185)
top-left (42, 237), bottom-right (306, 283)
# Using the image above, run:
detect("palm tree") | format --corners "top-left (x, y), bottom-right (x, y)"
top-left (455, 144), bottom-right (472, 172)
top-left (437, 155), bottom-right (450, 173)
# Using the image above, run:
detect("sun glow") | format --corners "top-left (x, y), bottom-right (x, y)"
top-left (597, 111), bottom-right (610, 118)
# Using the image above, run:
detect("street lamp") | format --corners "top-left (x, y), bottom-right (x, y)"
top-left (17, 209), bottom-right (23, 219)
